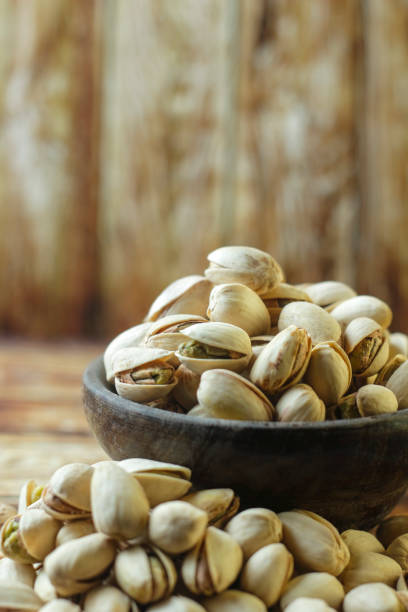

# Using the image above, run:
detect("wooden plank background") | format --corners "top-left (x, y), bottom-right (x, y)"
top-left (0, 0), bottom-right (407, 339)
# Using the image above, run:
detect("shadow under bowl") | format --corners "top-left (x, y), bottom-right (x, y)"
top-left (83, 355), bottom-right (408, 531)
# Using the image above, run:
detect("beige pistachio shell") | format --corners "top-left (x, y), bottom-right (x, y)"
top-left (0, 582), bottom-right (43, 611)
top-left (377, 355), bottom-right (408, 386)
top-left (344, 317), bottom-right (389, 376)
top-left (145, 315), bottom-right (207, 351)
top-left (280, 573), bottom-right (344, 610)
top-left (34, 569), bottom-right (58, 602)
top-left (0, 557), bottom-right (36, 587)
top-left (304, 281), bottom-right (356, 309)
top-left (91, 461), bottom-right (150, 540)
top-left (118, 458), bottom-right (192, 507)
top-left (205, 246), bottom-right (284, 295)
top-left (386, 360), bottom-right (408, 409)
top-left (181, 489), bottom-right (239, 528)
top-left (172, 365), bottom-right (200, 410)
top-left (389, 333), bottom-right (408, 360)
top-left (278, 302), bottom-right (342, 345)
top-left (387, 534), bottom-right (408, 571)
top-left (197, 369), bottom-right (274, 421)
top-left (146, 275), bottom-right (212, 322)
top-left (18, 480), bottom-right (44, 513)
top-left (341, 529), bottom-right (384, 557)
top-left (56, 520), bottom-right (95, 546)
top-left (207, 283), bottom-right (270, 337)
top-left (202, 589), bottom-right (267, 612)
top-left (356, 384), bottom-right (398, 416)
top-left (114, 544), bottom-right (177, 605)
top-left (1, 509), bottom-right (60, 563)
top-left (188, 405), bottom-right (212, 418)
top-left (181, 526), bottom-right (243, 596)
top-left (341, 551), bottom-right (402, 592)
top-left (276, 384), bottom-right (325, 422)
top-left (343, 583), bottom-right (404, 612)
top-left (240, 542), bottom-right (293, 606)
top-left (42, 462), bottom-right (93, 520)
top-left (225, 508), bottom-right (282, 559)
top-left (279, 510), bottom-right (350, 576)
top-left (250, 326), bottom-right (312, 394)
top-left (149, 501), bottom-right (207, 554)
top-left (104, 322), bottom-right (153, 382)
top-left (331, 295), bottom-right (393, 329)
top-left (261, 283), bottom-right (311, 326)
top-left (147, 595), bottom-right (205, 611)
top-left (39, 601), bottom-right (82, 612)
top-left (377, 516), bottom-right (408, 549)
top-left (303, 342), bottom-right (352, 406)
top-left (83, 585), bottom-right (138, 611)
top-left (285, 599), bottom-right (337, 612)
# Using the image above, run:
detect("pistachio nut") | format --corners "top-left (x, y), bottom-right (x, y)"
top-left (1, 509), bottom-right (60, 564)
top-left (148, 396), bottom-right (186, 413)
top-left (355, 384), bottom-right (398, 417)
top-left (376, 355), bottom-right (408, 386)
top-left (389, 333), bottom-right (408, 360)
top-left (250, 326), bottom-right (312, 395)
top-left (147, 595), bottom-right (205, 611)
top-left (145, 315), bottom-right (207, 351)
top-left (240, 542), bottom-right (293, 606)
top-left (225, 508), bottom-right (282, 559)
top-left (44, 532), bottom-right (116, 597)
top-left (91, 461), bottom-right (149, 540)
top-left (146, 275), bottom-right (212, 322)
top-left (327, 393), bottom-right (360, 420)
top-left (176, 322), bottom-right (252, 375)
top-left (41, 462), bottom-right (93, 521)
top-left (340, 551), bottom-right (402, 592)
top-left (39, 601), bottom-right (82, 612)
top-left (303, 341), bottom-right (352, 406)
top-left (341, 529), bottom-right (385, 557)
top-left (387, 534), bottom-right (408, 571)
top-left (377, 516), bottom-right (408, 549)
top-left (0, 557), bottom-right (36, 587)
top-left (83, 584), bottom-right (138, 611)
top-left (280, 573), bottom-right (344, 610)
top-left (304, 280), bottom-right (357, 311)
top-left (285, 599), bottom-right (337, 612)
top-left (261, 283), bottom-right (311, 326)
top-left (207, 283), bottom-right (270, 337)
top-left (278, 302), bottom-right (342, 345)
top-left (386, 361), bottom-right (408, 409)
top-left (330, 295), bottom-right (393, 329)
top-left (201, 589), bottom-right (267, 612)
top-left (344, 317), bottom-right (389, 377)
top-left (114, 544), bottom-right (177, 605)
top-left (276, 384), bottom-right (325, 422)
top-left (104, 322), bottom-right (153, 383)
top-left (171, 364), bottom-right (200, 411)
top-left (34, 569), bottom-right (58, 603)
top-left (56, 520), bottom-right (95, 547)
top-left (0, 503), bottom-right (17, 529)
top-left (204, 246), bottom-right (284, 295)
top-left (0, 582), bottom-right (43, 611)
top-left (18, 480), bottom-right (44, 513)
top-left (343, 582), bottom-right (404, 612)
top-left (196, 369), bottom-right (274, 421)
top-left (149, 501), bottom-right (207, 554)
top-left (181, 488), bottom-right (239, 528)
top-left (113, 347), bottom-right (178, 403)
top-left (279, 509), bottom-right (350, 575)
top-left (181, 526), bottom-right (243, 596)
top-left (118, 458), bottom-right (192, 507)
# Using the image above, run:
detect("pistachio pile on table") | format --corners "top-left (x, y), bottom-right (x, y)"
top-left (2, 458), bottom-right (408, 611)
top-left (104, 246), bottom-right (408, 422)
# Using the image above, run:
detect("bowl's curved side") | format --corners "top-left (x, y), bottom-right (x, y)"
top-left (83, 356), bottom-right (408, 530)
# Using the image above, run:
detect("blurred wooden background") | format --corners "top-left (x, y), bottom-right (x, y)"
top-left (1, 0), bottom-right (407, 339)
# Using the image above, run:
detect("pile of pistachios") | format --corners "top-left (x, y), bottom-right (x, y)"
top-left (104, 245), bottom-right (408, 422)
top-left (2, 457), bottom-right (408, 611)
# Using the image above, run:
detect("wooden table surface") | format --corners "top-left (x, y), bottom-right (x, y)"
top-left (1, 339), bottom-right (407, 518)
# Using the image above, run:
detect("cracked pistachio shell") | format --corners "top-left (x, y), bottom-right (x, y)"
top-left (118, 458), bottom-right (192, 507)
top-left (331, 295), bottom-right (393, 329)
top-left (44, 533), bottom-right (116, 597)
top-left (386, 361), bottom-right (408, 410)
top-left (181, 526), bottom-right (243, 596)
top-left (285, 599), bottom-right (337, 612)
top-left (145, 315), bottom-right (207, 351)
top-left (91, 461), bottom-right (149, 540)
top-left (149, 501), bottom-right (207, 554)
top-left (304, 281), bottom-right (356, 310)
top-left (83, 585), bottom-right (138, 611)
top-left (0, 557), bottom-right (36, 587)
top-left (104, 322), bottom-right (153, 383)
top-left (262, 283), bottom-right (311, 326)
top-left (281, 573), bottom-right (344, 610)
top-left (207, 283), bottom-right (270, 337)
top-left (250, 326), bottom-right (312, 394)
top-left (343, 583), bottom-right (404, 612)
top-left (341, 551), bottom-right (402, 592)
top-left (181, 489), bottom-right (239, 528)
top-left (18, 480), bottom-right (44, 513)
top-left (356, 384), bottom-right (398, 416)
top-left (276, 384), bottom-right (325, 422)
top-left (0, 583), bottom-right (43, 611)
top-left (205, 246), bottom-right (284, 295)
top-left (225, 508), bottom-right (282, 559)
top-left (172, 364), bottom-right (200, 410)
top-left (377, 516), bottom-right (408, 549)
top-left (176, 322), bottom-right (252, 375)
top-left (115, 544), bottom-right (177, 605)
top-left (278, 302), bottom-right (342, 345)
top-left (197, 369), bottom-right (274, 421)
top-left (240, 542), bottom-right (294, 606)
top-left (41, 462), bottom-right (93, 520)
top-left (387, 534), bottom-right (408, 571)
top-left (279, 510), bottom-right (350, 576)
top-left (1, 509), bottom-right (60, 563)
top-left (304, 341), bottom-right (352, 406)
top-left (147, 595), bottom-right (205, 611)
top-left (341, 529), bottom-right (384, 557)
top-left (56, 520), bottom-right (95, 547)
top-left (39, 601), bottom-right (82, 612)
top-left (377, 355), bottom-right (408, 386)
top-left (202, 589), bottom-right (267, 612)
top-left (146, 275), bottom-right (212, 322)
top-left (389, 333), bottom-right (408, 360)
top-left (344, 317), bottom-right (389, 376)
top-left (34, 570), bottom-right (58, 602)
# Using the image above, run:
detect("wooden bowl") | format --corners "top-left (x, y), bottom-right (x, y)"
top-left (83, 355), bottom-right (408, 531)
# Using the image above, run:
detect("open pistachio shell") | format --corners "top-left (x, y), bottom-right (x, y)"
top-left (386, 360), bottom-right (408, 410)
top-left (0, 557), bottom-right (36, 587)
top-left (340, 551), bottom-right (402, 592)
top-left (149, 501), bottom-right (208, 554)
top-left (281, 573), bottom-right (344, 610)
top-left (202, 589), bottom-right (267, 612)
top-left (145, 315), bottom-right (207, 351)
top-left (104, 322), bottom-right (153, 383)
top-left (377, 515), bottom-right (408, 549)
top-left (304, 281), bottom-right (356, 310)
top-left (343, 583), bottom-right (404, 612)
top-left (146, 275), bottom-right (212, 322)
top-left (276, 384), bottom-right (325, 422)
top-left (83, 585), bottom-right (138, 611)
top-left (18, 480), bottom-right (44, 513)
top-left (172, 364), bottom-right (200, 410)
top-left (181, 489), bottom-right (239, 528)
top-left (42, 462), bottom-right (93, 521)
top-left (377, 354), bottom-right (407, 386)
top-left (197, 369), bottom-right (274, 421)
top-left (261, 283), bottom-right (311, 326)
top-left (1, 509), bottom-right (60, 563)
top-left (225, 508), bottom-right (282, 559)
top-left (147, 595), bottom-right (205, 611)
top-left (0, 582), bottom-right (43, 611)
top-left (303, 342), bottom-right (352, 406)
top-left (207, 283), bottom-right (270, 337)
top-left (344, 317), bottom-right (389, 377)
top-left (331, 295), bottom-right (393, 329)
top-left (278, 302), bottom-right (342, 345)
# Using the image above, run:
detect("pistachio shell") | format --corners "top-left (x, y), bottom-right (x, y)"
top-left (285, 599), bottom-right (337, 612)
top-left (340, 551), bottom-right (402, 592)
top-left (39, 601), bottom-right (82, 612)
top-left (389, 333), bottom-right (408, 360)
top-left (0, 557), bottom-right (36, 587)
top-left (376, 355), bottom-right (408, 386)
top-left (262, 283), bottom-right (311, 326)
top-left (145, 315), bottom-right (207, 351)
top-left (240, 542), bottom-right (293, 606)
top-left (181, 489), bottom-right (239, 528)
top-left (147, 595), bottom-right (205, 611)
top-left (280, 573), bottom-right (344, 610)
top-left (377, 516), bottom-right (408, 549)
top-left (386, 361), bottom-right (408, 409)
top-left (34, 569), bottom-right (58, 602)
top-left (1, 509), bottom-right (60, 563)
top-left (331, 295), bottom-right (393, 329)
top-left (387, 534), bottom-right (408, 571)
top-left (207, 283), bottom-right (270, 336)
top-left (343, 583), bottom-right (404, 612)
top-left (56, 520), bottom-right (95, 546)
top-left (172, 365), bottom-right (201, 410)
top-left (0, 582), bottom-right (43, 611)
top-left (104, 322), bottom-right (153, 382)
top-left (149, 501), bottom-right (207, 554)
top-left (146, 275), bottom-right (212, 322)
top-left (341, 529), bottom-right (385, 557)
top-left (225, 508), bottom-right (282, 559)
top-left (356, 384), bottom-right (398, 416)
top-left (42, 462), bottom-right (93, 520)
top-left (202, 589), bottom-right (267, 612)
top-left (276, 384), bottom-right (325, 422)
top-left (83, 585), bottom-right (137, 611)
top-left (344, 317), bottom-right (389, 376)
top-left (303, 342), bottom-right (352, 405)
top-left (304, 281), bottom-right (356, 309)
top-left (278, 302), bottom-right (342, 345)
top-left (18, 480), bottom-right (44, 513)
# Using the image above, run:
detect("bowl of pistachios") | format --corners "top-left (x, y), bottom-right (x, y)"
top-left (83, 246), bottom-right (408, 530)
